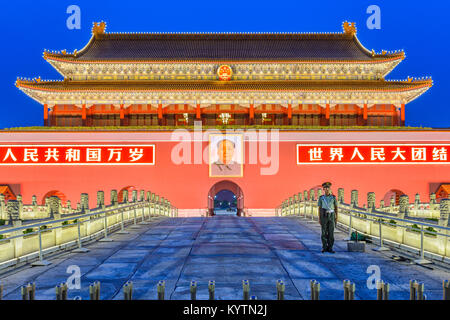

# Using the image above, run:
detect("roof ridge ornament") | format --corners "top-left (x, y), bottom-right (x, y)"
top-left (92, 21), bottom-right (107, 38)
top-left (342, 21), bottom-right (357, 36)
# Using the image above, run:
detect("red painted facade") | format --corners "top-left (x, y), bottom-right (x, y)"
top-left (0, 130), bottom-right (448, 215)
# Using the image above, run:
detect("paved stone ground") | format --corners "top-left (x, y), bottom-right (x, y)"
top-left (1, 215), bottom-right (449, 300)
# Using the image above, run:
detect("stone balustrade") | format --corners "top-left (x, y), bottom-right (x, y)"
top-left (0, 189), bottom-right (179, 224)
top-left (0, 189), bottom-right (178, 267)
top-left (276, 188), bottom-right (450, 259)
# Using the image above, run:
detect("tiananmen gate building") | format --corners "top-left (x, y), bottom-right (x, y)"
top-left (2, 21), bottom-right (448, 216)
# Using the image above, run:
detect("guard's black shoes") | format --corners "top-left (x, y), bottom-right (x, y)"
top-left (327, 249), bottom-right (336, 253)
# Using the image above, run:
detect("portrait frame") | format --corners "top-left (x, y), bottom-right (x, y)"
top-left (209, 133), bottom-right (244, 178)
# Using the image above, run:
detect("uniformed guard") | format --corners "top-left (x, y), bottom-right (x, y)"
top-left (318, 182), bottom-right (338, 253)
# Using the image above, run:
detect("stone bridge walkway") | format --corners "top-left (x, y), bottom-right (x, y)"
top-left (0, 215), bottom-right (448, 300)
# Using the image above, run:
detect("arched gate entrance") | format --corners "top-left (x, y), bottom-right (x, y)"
top-left (207, 180), bottom-right (244, 216)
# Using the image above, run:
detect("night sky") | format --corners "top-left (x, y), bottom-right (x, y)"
top-left (1, 0), bottom-right (449, 128)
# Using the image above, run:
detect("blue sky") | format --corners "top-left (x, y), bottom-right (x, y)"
top-left (1, 0), bottom-right (448, 128)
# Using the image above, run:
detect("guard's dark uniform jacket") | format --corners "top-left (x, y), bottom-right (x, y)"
top-left (318, 194), bottom-right (338, 251)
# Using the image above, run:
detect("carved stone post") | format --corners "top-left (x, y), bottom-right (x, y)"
top-left (303, 191), bottom-right (308, 202)
top-left (414, 193), bottom-right (420, 212)
top-left (338, 188), bottom-right (344, 203)
top-left (163, 198), bottom-right (167, 216)
top-left (132, 190), bottom-right (138, 203)
top-left (167, 200), bottom-right (172, 217)
top-left (17, 195), bottom-right (23, 220)
top-left (80, 193), bottom-right (89, 213)
top-left (8, 200), bottom-right (22, 257)
top-left (7, 200), bottom-right (21, 224)
top-left (317, 189), bottom-right (323, 198)
top-left (146, 191), bottom-right (151, 201)
top-left (288, 197), bottom-right (292, 215)
top-left (32, 195), bottom-right (37, 206)
top-left (309, 189), bottom-right (315, 202)
top-left (438, 199), bottom-right (449, 256)
top-left (140, 190), bottom-right (145, 202)
top-left (351, 190), bottom-right (358, 207)
top-left (122, 190), bottom-right (128, 203)
top-left (0, 194), bottom-right (5, 220)
top-left (398, 195), bottom-right (409, 219)
top-left (430, 193), bottom-right (436, 204)
top-left (380, 200), bottom-right (385, 209)
top-left (155, 195), bottom-right (160, 215)
top-left (439, 199), bottom-right (449, 227)
top-left (44, 198), bottom-right (50, 216)
top-left (48, 196), bottom-right (61, 219)
top-left (298, 192), bottom-right (302, 202)
top-left (97, 191), bottom-right (105, 208)
top-left (430, 193), bottom-right (439, 211)
top-left (66, 200), bottom-right (71, 210)
top-left (367, 192), bottom-right (375, 212)
top-left (161, 197), bottom-right (165, 216)
top-left (111, 190), bottom-right (118, 206)
top-left (294, 194), bottom-right (300, 214)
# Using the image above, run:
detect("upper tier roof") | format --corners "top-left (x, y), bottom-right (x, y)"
top-left (43, 21), bottom-right (405, 63)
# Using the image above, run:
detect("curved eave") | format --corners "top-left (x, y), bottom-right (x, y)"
top-left (353, 33), bottom-right (405, 62)
top-left (16, 80), bottom-right (432, 107)
top-left (43, 33), bottom-right (95, 62)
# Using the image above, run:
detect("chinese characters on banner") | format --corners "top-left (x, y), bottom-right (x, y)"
top-left (297, 145), bottom-right (450, 164)
top-left (0, 145), bottom-right (155, 165)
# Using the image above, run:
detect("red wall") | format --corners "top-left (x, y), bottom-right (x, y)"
top-left (0, 130), bottom-right (449, 210)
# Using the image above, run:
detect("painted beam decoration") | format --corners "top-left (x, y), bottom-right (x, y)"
top-left (0, 145), bottom-right (155, 165)
top-left (297, 144), bottom-right (450, 164)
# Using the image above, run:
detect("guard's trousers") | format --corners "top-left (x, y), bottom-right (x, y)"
top-left (320, 210), bottom-right (336, 250)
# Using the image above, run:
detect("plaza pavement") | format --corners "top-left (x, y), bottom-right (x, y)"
top-left (0, 215), bottom-right (448, 300)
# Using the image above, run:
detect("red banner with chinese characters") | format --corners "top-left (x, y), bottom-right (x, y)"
top-left (0, 145), bottom-right (155, 165)
top-left (297, 144), bottom-right (450, 164)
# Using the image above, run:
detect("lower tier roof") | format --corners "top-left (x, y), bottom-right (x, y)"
top-left (16, 79), bottom-right (431, 92)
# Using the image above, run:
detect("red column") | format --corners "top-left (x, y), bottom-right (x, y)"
top-left (249, 104), bottom-right (254, 125)
top-left (196, 104), bottom-right (201, 120)
top-left (82, 104), bottom-right (87, 126)
top-left (363, 103), bottom-right (368, 126)
top-left (400, 104), bottom-right (405, 126)
top-left (43, 104), bottom-right (48, 127)
top-left (120, 104), bottom-right (125, 126)
top-left (158, 104), bottom-right (163, 125)
top-left (325, 104), bottom-right (330, 126)
top-left (287, 104), bottom-right (292, 125)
